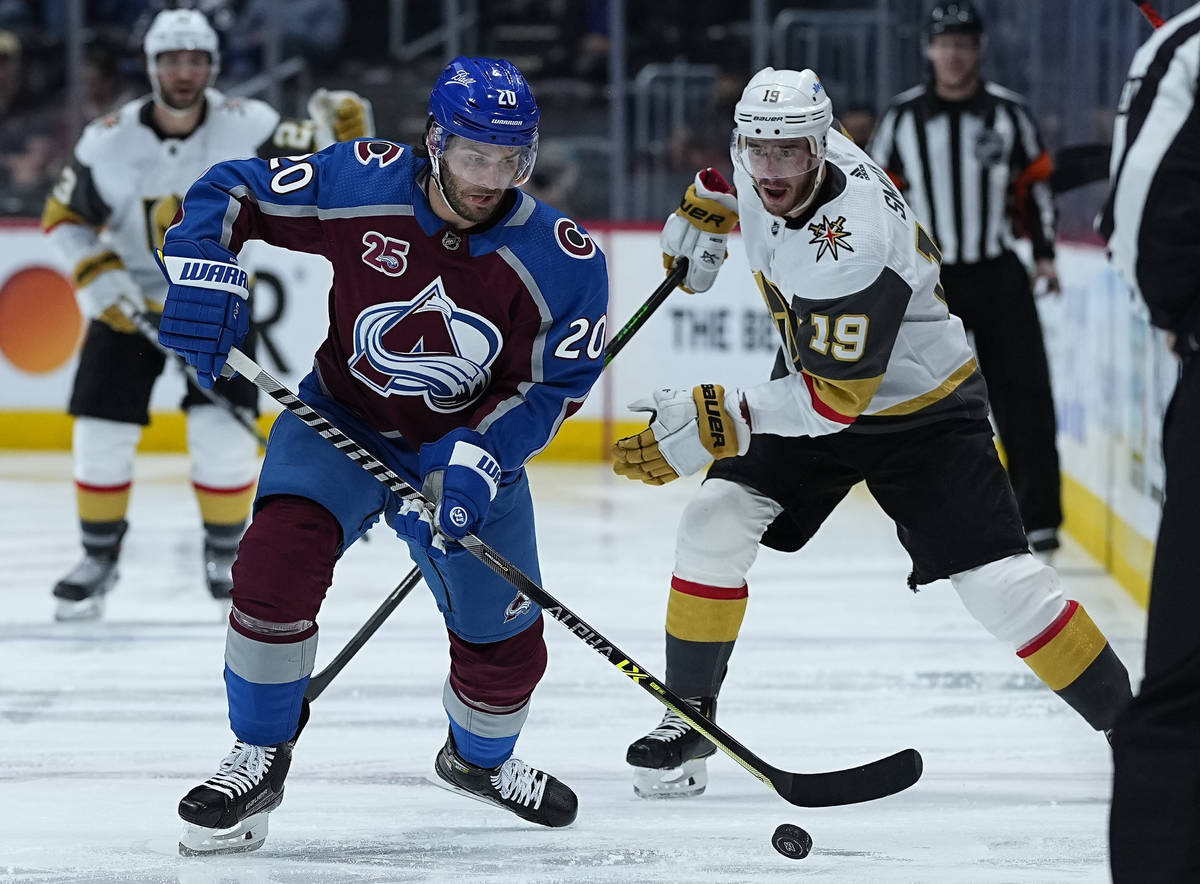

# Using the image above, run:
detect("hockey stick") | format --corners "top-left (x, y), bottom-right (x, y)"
top-left (602, 258), bottom-right (686, 366)
top-left (300, 261), bottom-right (688, 705)
top-left (117, 296), bottom-right (269, 448)
top-left (305, 565), bottom-right (423, 701)
top-left (1129, 0), bottom-right (1165, 28)
top-left (223, 350), bottom-right (922, 808)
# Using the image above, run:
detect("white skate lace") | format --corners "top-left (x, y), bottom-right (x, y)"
top-left (645, 709), bottom-right (693, 742)
top-left (204, 741), bottom-right (273, 799)
top-left (491, 758), bottom-right (547, 808)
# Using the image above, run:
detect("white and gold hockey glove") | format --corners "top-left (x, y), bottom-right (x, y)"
top-left (307, 88), bottom-right (376, 146)
top-left (73, 252), bottom-right (146, 333)
top-left (661, 168), bottom-right (739, 293)
top-left (612, 384), bottom-right (751, 485)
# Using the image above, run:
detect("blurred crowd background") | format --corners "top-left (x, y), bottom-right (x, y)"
top-left (3, 0), bottom-right (1194, 233)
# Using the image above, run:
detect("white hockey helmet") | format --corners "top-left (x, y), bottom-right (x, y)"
top-left (144, 8), bottom-right (220, 107)
top-left (731, 67), bottom-right (833, 180)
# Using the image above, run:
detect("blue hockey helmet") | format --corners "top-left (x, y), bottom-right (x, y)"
top-left (426, 56), bottom-right (540, 188)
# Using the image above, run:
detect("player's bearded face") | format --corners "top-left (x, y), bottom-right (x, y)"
top-left (154, 49), bottom-right (211, 111)
top-left (439, 138), bottom-right (524, 223)
top-left (738, 137), bottom-right (823, 216)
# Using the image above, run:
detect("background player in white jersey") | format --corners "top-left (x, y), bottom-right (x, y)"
top-left (611, 67), bottom-right (1133, 798)
top-left (154, 56), bottom-right (607, 852)
top-left (41, 9), bottom-right (372, 620)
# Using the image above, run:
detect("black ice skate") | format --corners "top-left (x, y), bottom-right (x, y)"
top-left (177, 704), bottom-right (308, 856)
top-left (203, 540), bottom-right (236, 600)
top-left (433, 729), bottom-right (577, 827)
top-left (52, 521), bottom-right (127, 621)
top-left (626, 697), bottom-right (717, 799)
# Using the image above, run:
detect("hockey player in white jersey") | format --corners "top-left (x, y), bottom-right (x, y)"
top-left (41, 8), bottom-right (372, 620)
top-left (613, 67), bottom-right (1133, 798)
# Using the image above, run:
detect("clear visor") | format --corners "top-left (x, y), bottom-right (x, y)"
top-left (428, 124), bottom-right (538, 190)
top-left (731, 133), bottom-right (824, 180)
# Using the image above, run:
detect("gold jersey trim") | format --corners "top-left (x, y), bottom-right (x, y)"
top-left (41, 197), bottom-right (89, 234)
top-left (804, 369), bottom-right (884, 418)
top-left (72, 250), bottom-right (125, 289)
top-left (870, 358), bottom-right (978, 417)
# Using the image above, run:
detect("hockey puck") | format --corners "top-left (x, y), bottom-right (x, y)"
top-left (771, 823), bottom-right (812, 859)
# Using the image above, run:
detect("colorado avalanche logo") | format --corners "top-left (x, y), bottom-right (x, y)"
top-left (348, 277), bottom-right (502, 412)
top-left (554, 218), bottom-right (596, 260)
top-left (503, 591), bottom-right (532, 623)
top-left (355, 140), bottom-right (405, 168)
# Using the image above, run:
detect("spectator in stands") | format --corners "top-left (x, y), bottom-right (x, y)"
top-left (226, 0), bottom-right (348, 77)
top-left (82, 39), bottom-right (136, 120)
top-left (840, 100), bottom-right (877, 147)
top-left (0, 28), bottom-right (67, 216)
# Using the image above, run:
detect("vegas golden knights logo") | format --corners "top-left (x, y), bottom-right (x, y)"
top-left (143, 194), bottom-right (182, 252)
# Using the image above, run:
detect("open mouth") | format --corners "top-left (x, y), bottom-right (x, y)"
top-left (463, 192), bottom-right (500, 209)
top-left (759, 182), bottom-right (790, 201)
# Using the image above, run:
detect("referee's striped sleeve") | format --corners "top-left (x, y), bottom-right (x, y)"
top-left (867, 105), bottom-right (905, 190)
top-left (1010, 103), bottom-right (1056, 260)
top-left (1103, 4), bottom-right (1200, 332)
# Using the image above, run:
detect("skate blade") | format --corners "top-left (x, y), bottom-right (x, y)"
top-left (429, 771), bottom-right (504, 811)
top-left (54, 595), bottom-right (105, 622)
top-left (179, 811), bottom-right (270, 856)
top-left (632, 758), bottom-right (708, 799)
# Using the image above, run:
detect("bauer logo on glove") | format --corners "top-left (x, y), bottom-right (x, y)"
top-left (661, 168), bottom-right (739, 294)
top-left (611, 384), bottom-right (752, 485)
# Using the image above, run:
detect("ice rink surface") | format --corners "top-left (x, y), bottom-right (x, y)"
top-left (0, 452), bottom-right (1144, 883)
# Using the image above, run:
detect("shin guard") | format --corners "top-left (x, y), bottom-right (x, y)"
top-left (664, 575), bottom-right (748, 699)
top-left (1017, 600), bottom-right (1133, 731)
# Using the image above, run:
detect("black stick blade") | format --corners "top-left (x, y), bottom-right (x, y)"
top-left (777, 747), bottom-right (923, 808)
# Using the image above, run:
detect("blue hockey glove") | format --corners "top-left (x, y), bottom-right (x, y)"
top-left (389, 497), bottom-right (447, 558)
top-left (418, 428), bottom-right (501, 541)
top-left (157, 241), bottom-right (250, 388)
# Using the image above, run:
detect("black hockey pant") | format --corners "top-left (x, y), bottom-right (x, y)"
top-left (1110, 355), bottom-right (1200, 883)
top-left (941, 251), bottom-right (1062, 536)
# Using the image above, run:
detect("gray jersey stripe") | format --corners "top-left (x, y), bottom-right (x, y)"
top-left (443, 677), bottom-right (530, 739)
top-left (225, 627), bottom-right (318, 685)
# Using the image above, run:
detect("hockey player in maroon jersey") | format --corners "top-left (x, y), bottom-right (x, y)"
top-left (154, 57), bottom-right (609, 853)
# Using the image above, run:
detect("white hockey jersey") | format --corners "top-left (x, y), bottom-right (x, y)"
top-left (735, 129), bottom-right (989, 437)
top-left (43, 89), bottom-right (318, 303)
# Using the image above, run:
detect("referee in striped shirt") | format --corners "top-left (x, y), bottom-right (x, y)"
top-left (1102, 3), bottom-right (1200, 880)
top-left (868, 1), bottom-right (1062, 557)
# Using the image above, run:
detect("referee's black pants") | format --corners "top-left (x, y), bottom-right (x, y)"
top-left (940, 251), bottom-right (1062, 537)
top-left (1110, 354), bottom-right (1200, 883)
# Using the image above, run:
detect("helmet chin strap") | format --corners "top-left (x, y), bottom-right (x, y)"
top-left (784, 162), bottom-right (827, 218)
top-left (424, 133), bottom-right (460, 219)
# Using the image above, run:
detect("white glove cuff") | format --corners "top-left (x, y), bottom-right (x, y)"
top-left (725, 388), bottom-right (753, 455)
top-left (161, 255), bottom-right (250, 298)
top-left (448, 440), bottom-right (500, 501)
top-left (77, 269), bottom-right (137, 319)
